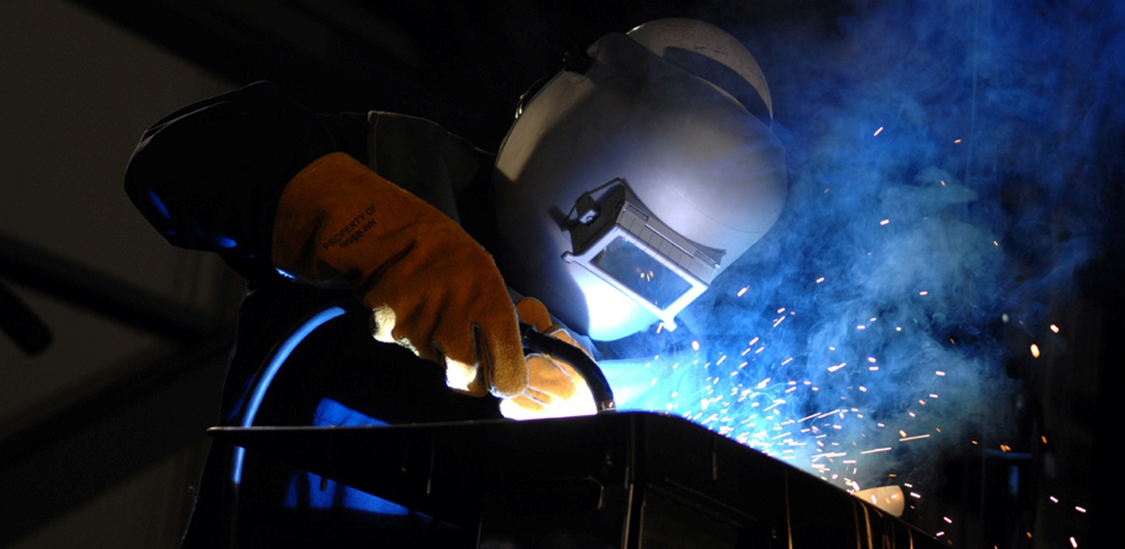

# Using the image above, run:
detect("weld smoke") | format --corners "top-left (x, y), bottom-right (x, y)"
top-left (601, 0), bottom-right (1122, 491)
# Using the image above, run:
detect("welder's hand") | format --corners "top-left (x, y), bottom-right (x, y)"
top-left (272, 152), bottom-right (527, 397)
top-left (500, 298), bottom-right (597, 420)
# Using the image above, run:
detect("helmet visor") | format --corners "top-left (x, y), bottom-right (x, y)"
top-left (563, 179), bottom-right (716, 330)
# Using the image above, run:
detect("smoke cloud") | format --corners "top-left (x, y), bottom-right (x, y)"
top-left (600, 0), bottom-right (1122, 494)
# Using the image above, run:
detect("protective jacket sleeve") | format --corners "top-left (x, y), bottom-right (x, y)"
top-left (123, 81), bottom-right (363, 278)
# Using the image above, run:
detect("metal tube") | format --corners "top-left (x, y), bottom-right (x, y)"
top-left (0, 278), bottom-right (52, 355)
top-left (0, 232), bottom-right (218, 342)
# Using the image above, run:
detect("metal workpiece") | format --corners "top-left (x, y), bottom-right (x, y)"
top-left (210, 413), bottom-right (942, 549)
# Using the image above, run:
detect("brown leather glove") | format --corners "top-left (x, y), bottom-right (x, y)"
top-left (271, 152), bottom-right (527, 397)
top-left (500, 298), bottom-right (597, 420)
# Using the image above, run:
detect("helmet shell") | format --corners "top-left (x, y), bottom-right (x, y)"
top-left (494, 19), bottom-right (787, 340)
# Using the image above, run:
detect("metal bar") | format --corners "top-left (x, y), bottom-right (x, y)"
top-left (0, 232), bottom-right (219, 341)
top-left (0, 277), bottom-right (52, 355)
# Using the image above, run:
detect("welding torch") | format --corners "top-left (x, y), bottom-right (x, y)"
top-left (519, 322), bottom-right (616, 414)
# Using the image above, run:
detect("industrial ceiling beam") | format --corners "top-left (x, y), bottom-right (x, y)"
top-left (0, 232), bottom-right (220, 343)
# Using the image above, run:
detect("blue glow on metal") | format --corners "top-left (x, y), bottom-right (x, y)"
top-left (231, 305), bottom-right (347, 485)
top-left (281, 398), bottom-right (408, 514)
top-left (311, 397), bottom-right (388, 428)
top-left (212, 235), bottom-right (238, 248)
top-left (284, 472), bottom-right (411, 515)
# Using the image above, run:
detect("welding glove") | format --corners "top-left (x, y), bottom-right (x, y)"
top-left (500, 298), bottom-right (597, 420)
top-left (271, 152), bottom-right (527, 397)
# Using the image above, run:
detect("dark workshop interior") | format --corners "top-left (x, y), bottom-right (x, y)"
top-left (0, 1), bottom-right (1118, 547)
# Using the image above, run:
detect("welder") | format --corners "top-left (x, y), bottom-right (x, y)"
top-left (125, 18), bottom-right (786, 548)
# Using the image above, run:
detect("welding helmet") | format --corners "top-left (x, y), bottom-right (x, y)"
top-left (493, 18), bottom-right (787, 341)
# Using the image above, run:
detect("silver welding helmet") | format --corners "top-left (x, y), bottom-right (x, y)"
top-left (493, 18), bottom-right (787, 341)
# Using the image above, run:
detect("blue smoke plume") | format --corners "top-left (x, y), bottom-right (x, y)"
top-left (601, 0), bottom-right (1122, 494)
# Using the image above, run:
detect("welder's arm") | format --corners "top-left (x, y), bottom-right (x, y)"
top-left (123, 82), bottom-right (528, 397)
top-left (124, 81), bottom-right (350, 271)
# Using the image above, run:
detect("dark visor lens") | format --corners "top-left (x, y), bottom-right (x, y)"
top-left (591, 236), bottom-right (693, 308)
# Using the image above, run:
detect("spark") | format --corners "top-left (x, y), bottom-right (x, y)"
top-left (1030, 344), bottom-right (1040, 358)
top-left (954, 138), bottom-right (962, 143)
top-left (867, 357), bottom-right (877, 363)
top-left (899, 434), bottom-right (931, 442)
top-left (936, 371), bottom-right (946, 376)
top-left (919, 290), bottom-right (929, 296)
top-left (656, 323), bottom-right (664, 334)
top-left (873, 126), bottom-right (884, 136)
top-left (1051, 324), bottom-right (1060, 333)
top-left (1076, 506), bottom-right (1087, 513)
top-left (860, 447), bottom-right (892, 455)
top-left (880, 219), bottom-right (890, 225)
top-left (816, 277), bottom-right (825, 283)
top-left (737, 286), bottom-right (749, 297)
top-left (764, 400), bottom-right (785, 412)
top-left (1071, 537), bottom-right (1078, 548)
top-left (943, 517), bottom-right (953, 524)
top-left (1050, 496), bottom-right (1059, 503)
top-left (692, 340), bottom-right (700, 351)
